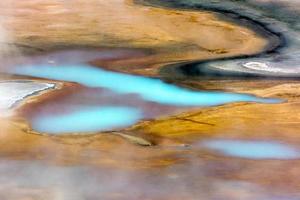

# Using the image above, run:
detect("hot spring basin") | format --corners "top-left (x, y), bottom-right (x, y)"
top-left (8, 65), bottom-right (282, 134)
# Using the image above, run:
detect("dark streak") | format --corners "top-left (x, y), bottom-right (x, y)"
top-left (174, 117), bottom-right (215, 126)
top-left (135, 0), bottom-right (292, 80)
top-left (0, 42), bottom-right (45, 52)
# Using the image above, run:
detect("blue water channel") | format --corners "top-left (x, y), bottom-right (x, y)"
top-left (10, 64), bottom-right (281, 134)
top-left (201, 139), bottom-right (300, 159)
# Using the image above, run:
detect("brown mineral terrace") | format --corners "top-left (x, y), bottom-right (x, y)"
top-left (0, 0), bottom-right (269, 75)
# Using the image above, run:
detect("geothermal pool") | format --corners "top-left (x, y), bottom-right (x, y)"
top-left (7, 63), bottom-right (279, 134)
top-left (0, 0), bottom-right (300, 199)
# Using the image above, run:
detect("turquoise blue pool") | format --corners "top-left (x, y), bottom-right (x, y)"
top-left (10, 64), bottom-right (281, 134)
top-left (201, 139), bottom-right (300, 159)
top-left (31, 106), bottom-right (142, 134)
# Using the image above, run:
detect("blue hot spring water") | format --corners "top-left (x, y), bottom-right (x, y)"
top-left (31, 106), bottom-right (142, 134)
top-left (11, 64), bottom-right (280, 106)
top-left (10, 64), bottom-right (281, 134)
top-left (201, 139), bottom-right (300, 159)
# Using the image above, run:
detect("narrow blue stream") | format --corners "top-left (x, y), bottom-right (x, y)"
top-left (12, 64), bottom-right (280, 106)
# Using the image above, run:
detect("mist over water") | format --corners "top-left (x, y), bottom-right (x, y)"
top-left (0, 159), bottom-right (297, 200)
